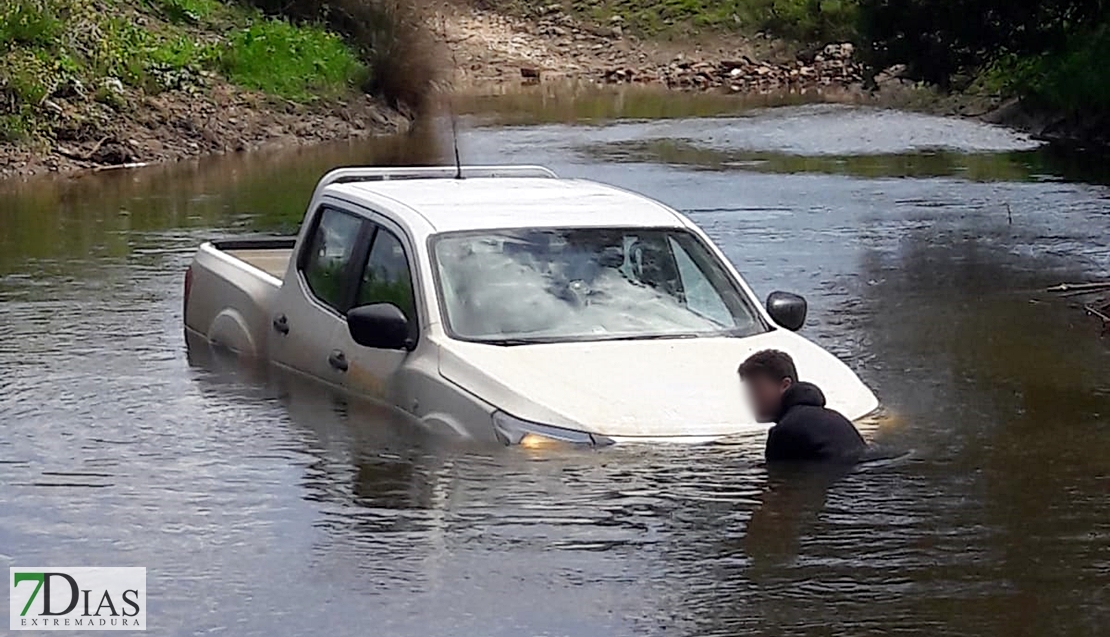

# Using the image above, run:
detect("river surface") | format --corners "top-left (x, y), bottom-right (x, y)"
top-left (2, 99), bottom-right (1110, 636)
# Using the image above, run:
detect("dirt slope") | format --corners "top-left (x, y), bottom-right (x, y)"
top-left (440, 3), bottom-right (864, 94)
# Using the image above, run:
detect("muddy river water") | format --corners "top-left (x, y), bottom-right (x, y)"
top-left (2, 98), bottom-right (1109, 636)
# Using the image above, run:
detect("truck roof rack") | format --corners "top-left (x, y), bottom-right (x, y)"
top-left (319, 165), bottom-right (558, 188)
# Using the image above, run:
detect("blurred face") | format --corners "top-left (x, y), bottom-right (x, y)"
top-left (743, 374), bottom-right (793, 422)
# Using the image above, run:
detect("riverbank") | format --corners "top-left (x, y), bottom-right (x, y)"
top-left (440, 1), bottom-right (1106, 148)
top-left (0, 0), bottom-right (415, 179)
top-left (0, 86), bottom-right (409, 178)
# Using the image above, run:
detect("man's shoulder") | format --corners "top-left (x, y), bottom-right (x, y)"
top-left (778, 403), bottom-right (836, 427)
top-left (765, 411), bottom-right (824, 461)
top-left (779, 403), bottom-right (860, 440)
top-left (771, 407), bottom-right (825, 444)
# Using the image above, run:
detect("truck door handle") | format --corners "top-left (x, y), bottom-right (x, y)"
top-left (328, 350), bottom-right (348, 372)
top-left (272, 314), bottom-right (289, 335)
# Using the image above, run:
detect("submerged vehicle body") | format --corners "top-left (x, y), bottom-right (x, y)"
top-left (184, 166), bottom-right (879, 445)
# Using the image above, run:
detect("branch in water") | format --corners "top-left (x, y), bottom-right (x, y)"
top-left (1046, 282), bottom-right (1110, 293)
top-left (1083, 304), bottom-right (1110, 324)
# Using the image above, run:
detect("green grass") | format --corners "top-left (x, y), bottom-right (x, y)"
top-left (0, 111), bottom-right (32, 141)
top-left (0, 0), bottom-right (69, 50)
top-left (0, 0), bottom-right (373, 145)
top-left (143, 0), bottom-right (222, 24)
top-left (239, 0), bottom-right (438, 111)
top-left (217, 19), bottom-right (366, 101)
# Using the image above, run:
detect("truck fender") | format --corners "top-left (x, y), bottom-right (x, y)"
top-left (419, 412), bottom-right (474, 440)
top-left (207, 308), bottom-right (256, 357)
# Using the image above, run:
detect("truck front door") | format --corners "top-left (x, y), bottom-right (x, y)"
top-left (270, 204), bottom-right (372, 386)
top-left (330, 220), bottom-right (418, 403)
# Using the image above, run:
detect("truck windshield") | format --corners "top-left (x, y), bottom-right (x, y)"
top-left (430, 228), bottom-right (767, 344)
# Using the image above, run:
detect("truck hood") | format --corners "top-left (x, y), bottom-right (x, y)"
top-left (437, 331), bottom-right (879, 440)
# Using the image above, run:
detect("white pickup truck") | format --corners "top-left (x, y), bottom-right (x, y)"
top-left (184, 165), bottom-right (878, 445)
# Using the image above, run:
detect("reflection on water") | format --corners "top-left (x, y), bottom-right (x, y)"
top-left (453, 85), bottom-right (835, 126)
top-left (2, 99), bottom-right (1110, 636)
top-left (590, 138), bottom-right (1054, 180)
top-left (0, 122), bottom-right (442, 275)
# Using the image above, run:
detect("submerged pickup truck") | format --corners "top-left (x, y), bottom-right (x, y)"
top-left (184, 165), bottom-right (879, 445)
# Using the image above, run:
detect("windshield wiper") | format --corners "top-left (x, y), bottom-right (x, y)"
top-left (478, 332), bottom-right (728, 346)
top-left (480, 337), bottom-right (562, 346)
top-left (603, 333), bottom-right (702, 342)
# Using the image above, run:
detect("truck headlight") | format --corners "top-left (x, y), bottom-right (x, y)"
top-left (492, 411), bottom-right (613, 448)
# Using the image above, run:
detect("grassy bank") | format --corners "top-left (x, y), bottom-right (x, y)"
top-left (0, 0), bottom-right (433, 148)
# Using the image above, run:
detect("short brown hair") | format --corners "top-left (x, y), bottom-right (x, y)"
top-left (738, 349), bottom-right (798, 383)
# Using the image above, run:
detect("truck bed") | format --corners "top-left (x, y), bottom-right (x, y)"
top-left (225, 248), bottom-right (291, 279)
top-left (185, 237), bottom-right (296, 357)
top-left (214, 238), bottom-right (296, 280)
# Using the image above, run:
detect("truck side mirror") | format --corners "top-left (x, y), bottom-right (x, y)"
top-left (347, 303), bottom-right (414, 351)
top-left (766, 291), bottom-right (807, 331)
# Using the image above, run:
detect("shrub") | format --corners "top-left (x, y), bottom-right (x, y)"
top-left (758, 0), bottom-right (857, 42)
top-left (856, 0), bottom-right (1106, 87)
top-left (0, 50), bottom-right (55, 106)
top-left (339, 0), bottom-right (437, 112)
top-left (996, 25), bottom-right (1110, 115)
top-left (84, 17), bottom-right (154, 87)
top-left (0, 0), bottom-right (69, 50)
top-left (0, 110), bottom-right (33, 142)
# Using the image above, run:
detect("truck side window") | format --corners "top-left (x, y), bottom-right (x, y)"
top-left (302, 207), bottom-right (363, 311)
top-left (357, 227), bottom-right (416, 324)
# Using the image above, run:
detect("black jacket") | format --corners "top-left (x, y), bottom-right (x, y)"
top-left (765, 381), bottom-right (866, 463)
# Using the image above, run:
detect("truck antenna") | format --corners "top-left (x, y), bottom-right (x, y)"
top-left (444, 26), bottom-right (464, 180)
top-left (450, 105), bottom-right (463, 180)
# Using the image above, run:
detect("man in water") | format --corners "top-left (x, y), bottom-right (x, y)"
top-left (738, 349), bottom-right (867, 462)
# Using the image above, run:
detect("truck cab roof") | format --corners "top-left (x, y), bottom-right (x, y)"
top-left (326, 177), bottom-right (687, 234)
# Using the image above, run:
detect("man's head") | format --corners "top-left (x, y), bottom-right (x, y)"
top-left (738, 349), bottom-right (799, 422)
